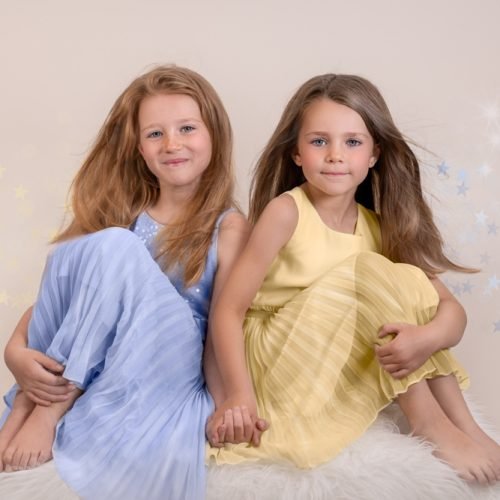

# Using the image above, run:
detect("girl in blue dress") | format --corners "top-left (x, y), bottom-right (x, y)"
top-left (0, 65), bottom-right (251, 499)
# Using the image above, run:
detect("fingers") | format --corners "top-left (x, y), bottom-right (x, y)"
top-left (374, 344), bottom-right (395, 361)
top-left (223, 409), bottom-right (234, 443)
top-left (378, 323), bottom-right (401, 339)
top-left (25, 391), bottom-right (51, 407)
top-left (205, 414), bottom-right (225, 448)
top-left (34, 352), bottom-right (64, 374)
top-left (207, 407), bottom-right (268, 448)
top-left (388, 368), bottom-right (409, 379)
top-left (33, 383), bottom-right (75, 397)
top-left (33, 369), bottom-right (70, 387)
top-left (241, 406), bottom-right (254, 442)
top-left (256, 418), bottom-right (269, 432)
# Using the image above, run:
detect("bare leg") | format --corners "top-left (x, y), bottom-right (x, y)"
top-left (0, 391), bottom-right (35, 471)
top-left (398, 379), bottom-right (500, 485)
top-left (2, 388), bottom-right (82, 472)
top-left (427, 375), bottom-right (500, 460)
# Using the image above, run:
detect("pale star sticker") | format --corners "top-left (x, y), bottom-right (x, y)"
top-left (494, 321), bottom-right (500, 332)
top-left (437, 162), bottom-right (450, 176)
top-left (14, 185), bottom-right (28, 199)
top-left (457, 169), bottom-right (468, 182)
top-left (478, 164), bottom-right (492, 177)
top-left (475, 211), bottom-right (488, 225)
top-left (488, 275), bottom-right (500, 290)
top-left (457, 182), bottom-right (468, 196)
top-left (488, 223), bottom-right (498, 235)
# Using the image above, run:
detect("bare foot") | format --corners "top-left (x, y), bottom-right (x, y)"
top-left (416, 416), bottom-right (500, 485)
top-left (460, 422), bottom-right (500, 480)
top-left (2, 404), bottom-right (59, 472)
top-left (0, 391), bottom-right (35, 471)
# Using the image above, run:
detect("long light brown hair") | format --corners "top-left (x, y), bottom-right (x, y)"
top-left (55, 65), bottom-right (235, 286)
top-left (249, 73), bottom-right (474, 276)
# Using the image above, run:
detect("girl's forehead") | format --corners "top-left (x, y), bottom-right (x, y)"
top-left (300, 98), bottom-right (368, 130)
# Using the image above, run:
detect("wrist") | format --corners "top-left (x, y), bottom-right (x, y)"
top-left (419, 324), bottom-right (442, 353)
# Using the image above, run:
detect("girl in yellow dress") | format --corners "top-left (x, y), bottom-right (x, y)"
top-left (206, 73), bottom-right (500, 484)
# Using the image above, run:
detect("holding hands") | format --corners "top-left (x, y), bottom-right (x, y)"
top-left (206, 392), bottom-right (269, 448)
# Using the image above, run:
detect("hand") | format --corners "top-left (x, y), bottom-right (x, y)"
top-left (6, 347), bottom-right (74, 406)
top-left (375, 322), bottom-right (436, 379)
top-left (206, 394), bottom-right (269, 448)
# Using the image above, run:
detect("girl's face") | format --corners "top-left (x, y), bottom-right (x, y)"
top-left (138, 93), bottom-right (212, 196)
top-left (293, 98), bottom-right (378, 201)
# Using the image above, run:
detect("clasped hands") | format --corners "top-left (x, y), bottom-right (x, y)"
top-left (206, 393), bottom-right (269, 448)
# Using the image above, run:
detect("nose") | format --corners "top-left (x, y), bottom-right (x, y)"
top-left (326, 142), bottom-right (343, 163)
top-left (163, 134), bottom-right (181, 152)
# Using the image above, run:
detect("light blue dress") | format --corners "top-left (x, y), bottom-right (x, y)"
top-left (1, 211), bottom-right (222, 499)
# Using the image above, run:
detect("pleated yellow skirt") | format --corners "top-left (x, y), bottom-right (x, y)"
top-left (207, 251), bottom-right (469, 468)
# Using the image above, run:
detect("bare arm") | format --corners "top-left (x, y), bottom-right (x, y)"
top-left (206, 195), bottom-right (298, 443)
top-left (376, 277), bottom-right (467, 378)
top-left (4, 306), bottom-right (32, 352)
top-left (424, 277), bottom-right (467, 350)
top-left (203, 211), bottom-right (251, 409)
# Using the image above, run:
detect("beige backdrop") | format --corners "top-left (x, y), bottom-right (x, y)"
top-left (1, 1), bottom-right (499, 430)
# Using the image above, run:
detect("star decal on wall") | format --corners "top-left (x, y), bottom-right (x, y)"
top-left (488, 275), bottom-right (500, 290)
top-left (475, 211), bottom-right (488, 226)
top-left (437, 161), bottom-right (450, 176)
top-left (477, 164), bottom-right (492, 177)
top-left (0, 290), bottom-right (9, 305)
top-left (14, 185), bottom-right (28, 199)
top-left (457, 182), bottom-right (469, 196)
top-left (487, 223), bottom-right (498, 235)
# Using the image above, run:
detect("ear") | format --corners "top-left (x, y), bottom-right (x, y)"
top-left (369, 145), bottom-right (380, 168)
top-left (293, 152), bottom-right (302, 167)
top-left (138, 143), bottom-right (144, 156)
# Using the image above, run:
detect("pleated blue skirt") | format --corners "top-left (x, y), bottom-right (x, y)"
top-left (1, 227), bottom-right (213, 500)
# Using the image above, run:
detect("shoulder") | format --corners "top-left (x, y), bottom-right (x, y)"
top-left (219, 210), bottom-right (250, 234)
top-left (258, 192), bottom-right (298, 231)
top-left (359, 205), bottom-right (380, 227)
top-left (358, 205), bottom-right (382, 249)
top-left (216, 210), bottom-right (251, 264)
top-left (245, 194), bottom-right (298, 258)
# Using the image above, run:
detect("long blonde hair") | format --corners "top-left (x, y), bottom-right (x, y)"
top-left (249, 74), bottom-right (473, 276)
top-left (55, 65), bottom-right (235, 286)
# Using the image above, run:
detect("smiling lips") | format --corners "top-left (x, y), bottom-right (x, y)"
top-left (163, 158), bottom-right (188, 166)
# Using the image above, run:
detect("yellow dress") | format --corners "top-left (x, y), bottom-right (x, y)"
top-left (207, 186), bottom-right (468, 468)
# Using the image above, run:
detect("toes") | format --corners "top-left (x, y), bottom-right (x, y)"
top-left (27, 450), bottom-right (41, 469)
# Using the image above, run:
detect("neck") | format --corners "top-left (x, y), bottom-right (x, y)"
top-left (302, 183), bottom-right (358, 233)
top-left (148, 186), bottom-right (193, 225)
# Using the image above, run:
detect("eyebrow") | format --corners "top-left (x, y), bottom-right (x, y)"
top-left (140, 117), bottom-right (204, 132)
top-left (304, 130), bottom-right (370, 138)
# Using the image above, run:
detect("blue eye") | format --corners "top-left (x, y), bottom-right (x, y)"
top-left (311, 138), bottom-right (327, 146)
top-left (180, 125), bottom-right (195, 133)
top-left (147, 131), bottom-right (162, 138)
top-left (346, 138), bottom-right (361, 147)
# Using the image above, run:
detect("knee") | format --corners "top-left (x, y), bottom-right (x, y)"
top-left (51, 227), bottom-right (150, 268)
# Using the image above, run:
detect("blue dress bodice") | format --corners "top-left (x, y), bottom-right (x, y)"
top-left (130, 211), bottom-right (219, 339)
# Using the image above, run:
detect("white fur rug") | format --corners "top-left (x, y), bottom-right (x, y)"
top-left (1, 402), bottom-right (499, 499)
